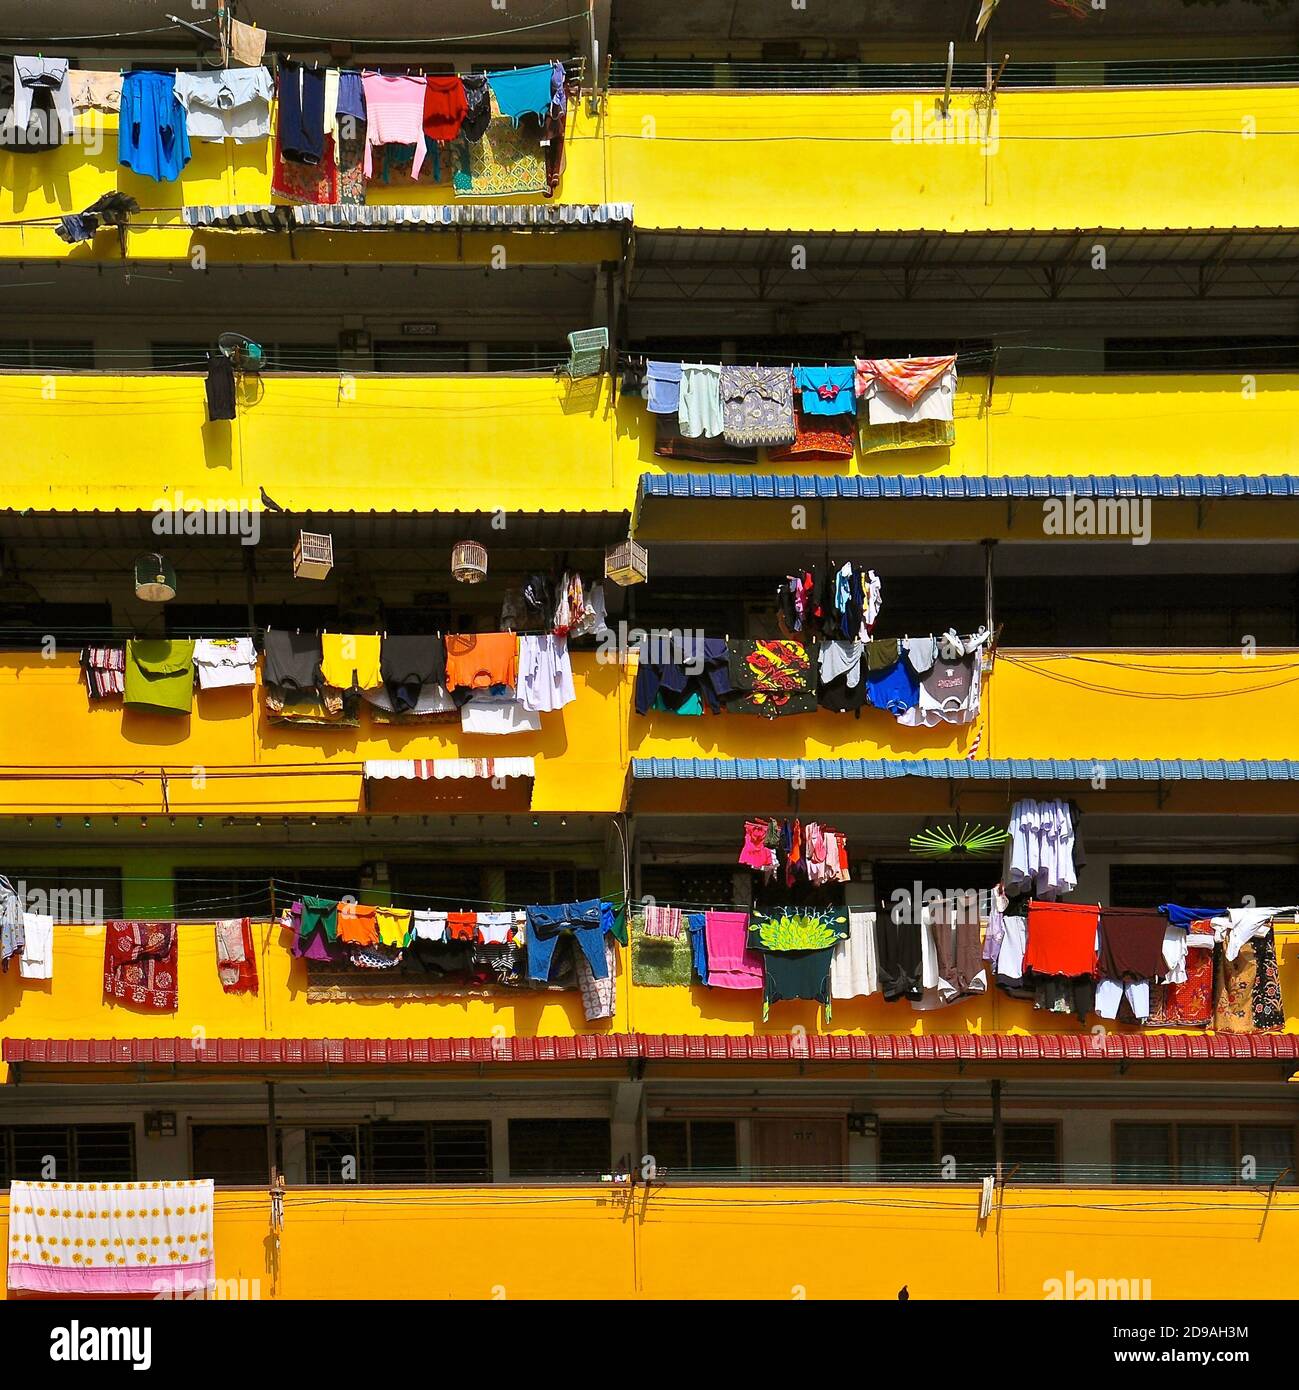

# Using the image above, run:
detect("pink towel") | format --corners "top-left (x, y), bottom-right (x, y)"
top-left (642, 904), bottom-right (683, 939)
top-left (704, 911), bottom-right (763, 989)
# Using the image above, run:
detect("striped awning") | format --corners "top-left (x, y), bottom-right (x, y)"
top-left (183, 203), bottom-right (634, 232)
top-left (364, 758), bottom-right (536, 781)
top-left (632, 757), bottom-right (1299, 782)
top-left (637, 473), bottom-right (1299, 503)
top-left (6, 1034), bottom-right (1297, 1066)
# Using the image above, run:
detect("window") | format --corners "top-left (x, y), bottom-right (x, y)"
top-left (877, 1121), bottom-right (1060, 1181)
top-left (301, 1122), bottom-right (491, 1184)
top-left (173, 868), bottom-right (361, 920)
top-left (307, 1126), bottom-right (363, 1184)
top-left (0, 1124), bottom-right (134, 1181)
top-left (1109, 865), bottom-right (1298, 911)
top-left (369, 1122), bottom-right (491, 1183)
top-left (0, 338), bottom-right (95, 369)
top-left (7, 867), bottom-right (123, 923)
top-left (192, 1124), bottom-right (270, 1184)
top-left (151, 341), bottom-right (210, 370)
top-left (503, 867), bottom-right (601, 906)
top-left (388, 863), bottom-right (485, 906)
top-left (508, 1119), bottom-right (611, 1178)
top-left (645, 1119), bottom-right (738, 1178)
top-left (640, 866), bottom-right (738, 913)
top-left (372, 339), bottom-right (469, 372)
top-left (1114, 1122), bottom-right (1296, 1185)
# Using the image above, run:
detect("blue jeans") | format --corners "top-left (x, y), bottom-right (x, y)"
top-left (525, 900), bottom-right (608, 982)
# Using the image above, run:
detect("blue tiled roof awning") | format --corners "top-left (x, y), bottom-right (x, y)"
top-left (637, 474), bottom-right (1299, 502)
top-left (631, 757), bottom-right (1299, 782)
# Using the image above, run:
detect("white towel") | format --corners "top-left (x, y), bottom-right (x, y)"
top-left (831, 909), bottom-right (879, 999)
top-left (19, 912), bottom-right (53, 979)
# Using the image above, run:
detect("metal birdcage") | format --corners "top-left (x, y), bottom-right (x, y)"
top-left (451, 540), bottom-right (489, 583)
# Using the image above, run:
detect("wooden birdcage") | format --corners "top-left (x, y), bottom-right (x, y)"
top-left (293, 531), bottom-right (334, 581)
top-left (604, 539), bottom-right (648, 586)
top-left (134, 553), bottom-right (177, 602)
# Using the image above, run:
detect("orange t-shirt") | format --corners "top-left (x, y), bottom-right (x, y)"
top-left (444, 633), bottom-right (518, 691)
top-left (336, 902), bottom-right (379, 946)
top-left (446, 911), bottom-right (481, 943)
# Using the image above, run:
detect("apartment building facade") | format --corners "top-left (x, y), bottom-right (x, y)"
top-left (0, 0), bottom-right (1297, 1300)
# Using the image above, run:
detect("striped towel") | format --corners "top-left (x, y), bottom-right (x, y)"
top-left (642, 904), bottom-right (683, 939)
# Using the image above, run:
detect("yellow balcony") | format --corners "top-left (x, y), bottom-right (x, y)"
top-left (4, 1184), bottom-right (1296, 1299)
top-left (1, 371), bottom-right (1298, 517)
top-left (1, 88), bottom-right (1297, 255)
top-left (2, 649), bottom-right (1299, 819)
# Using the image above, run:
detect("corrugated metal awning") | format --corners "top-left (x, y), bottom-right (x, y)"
top-left (636, 227), bottom-right (1299, 269)
top-left (0, 509), bottom-right (629, 551)
top-left (365, 758), bottom-right (535, 781)
top-left (632, 757), bottom-right (1299, 782)
top-left (638, 473), bottom-right (1299, 503)
top-left (6, 1035), bottom-right (1297, 1066)
top-left (183, 203), bottom-right (634, 232)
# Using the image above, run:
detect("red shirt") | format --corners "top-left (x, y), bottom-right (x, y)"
top-left (1024, 900), bottom-right (1099, 977)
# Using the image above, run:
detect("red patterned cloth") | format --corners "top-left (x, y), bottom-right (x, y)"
top-left (854, 354), bottom-right (957, 403)
top-left (216, 917), bottom-right (258, 995)
top-left (103, 921), bottom-right (178, 1011)
top-left (1147, 936), bottom-right (1213, 1027)
top-left (271, 133), bottom-right (338, 204)
top-left (768, 407), bottom-right (855, 462)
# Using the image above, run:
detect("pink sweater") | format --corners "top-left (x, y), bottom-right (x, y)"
top-left (360, 73), bottom-right (427, 179)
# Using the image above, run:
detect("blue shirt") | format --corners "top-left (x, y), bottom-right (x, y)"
top-left (486, 64), bottom-right (554, 125)
top-left (794, 365), bottom-right (856, 417)
top-left (119, 71), bottom-right (190, 182)
top-left (866, 657), bottom-right (920, 715)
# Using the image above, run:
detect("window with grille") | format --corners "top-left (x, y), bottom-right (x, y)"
top-left (173, 868), bottom-right (361, 920)
top-left (640, 866), bottom-right (738, 913)
top-left (302, 1122), bottom-right (491, 1184)
top-left (877, 1121), bottom-right (1059, 1181)
top-left (1109, 865), bottom-right (1298, 910)
top-left (507, 1119), bottom-right (611, 1179)
top-left (7, 868), bottom-right (123, 923)
top-left (503, 867), bottom-right (601, 907)
top-left (1114, 1122), bottom-right (1295, 1184)
top-left (388, 864), bottom-right (486, 906)
top-left (645, 1119), bottom-right (738, 1178)
top-left (0, 1124), bottom-right (134, 1181)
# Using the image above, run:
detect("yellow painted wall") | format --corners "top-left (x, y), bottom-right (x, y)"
top-left (1, 906), bottom-right (1296, 1045)
top-left (0, 89), bottom-right (1295, 252)
top-left (1, 372), bottom-right (1297, 514)
top-left (3, 1184), bottom-right (1296, 1299)
top-left (2, 648), bottom-right (1299, 817)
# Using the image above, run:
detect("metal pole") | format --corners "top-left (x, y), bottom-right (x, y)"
top-left (266, 1080), bottom-right (277, 1183)
top-left (983, 539), bottom-right (997, 637)
top-left (991, 1078), bottom-right (1004, 1183)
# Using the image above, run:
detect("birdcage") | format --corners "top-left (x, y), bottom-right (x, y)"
top-left (293, 531), bottom-right (334, 581)
top-left (451, 540), bottom-right (489, 583)
top-left (604, 539), bottom-right (648, 586)
top-left (134, 553), bottom-right (177, 602)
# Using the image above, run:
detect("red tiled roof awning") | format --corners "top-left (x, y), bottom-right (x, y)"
top-left (5, 1034), bottom-right (1299, 1067)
